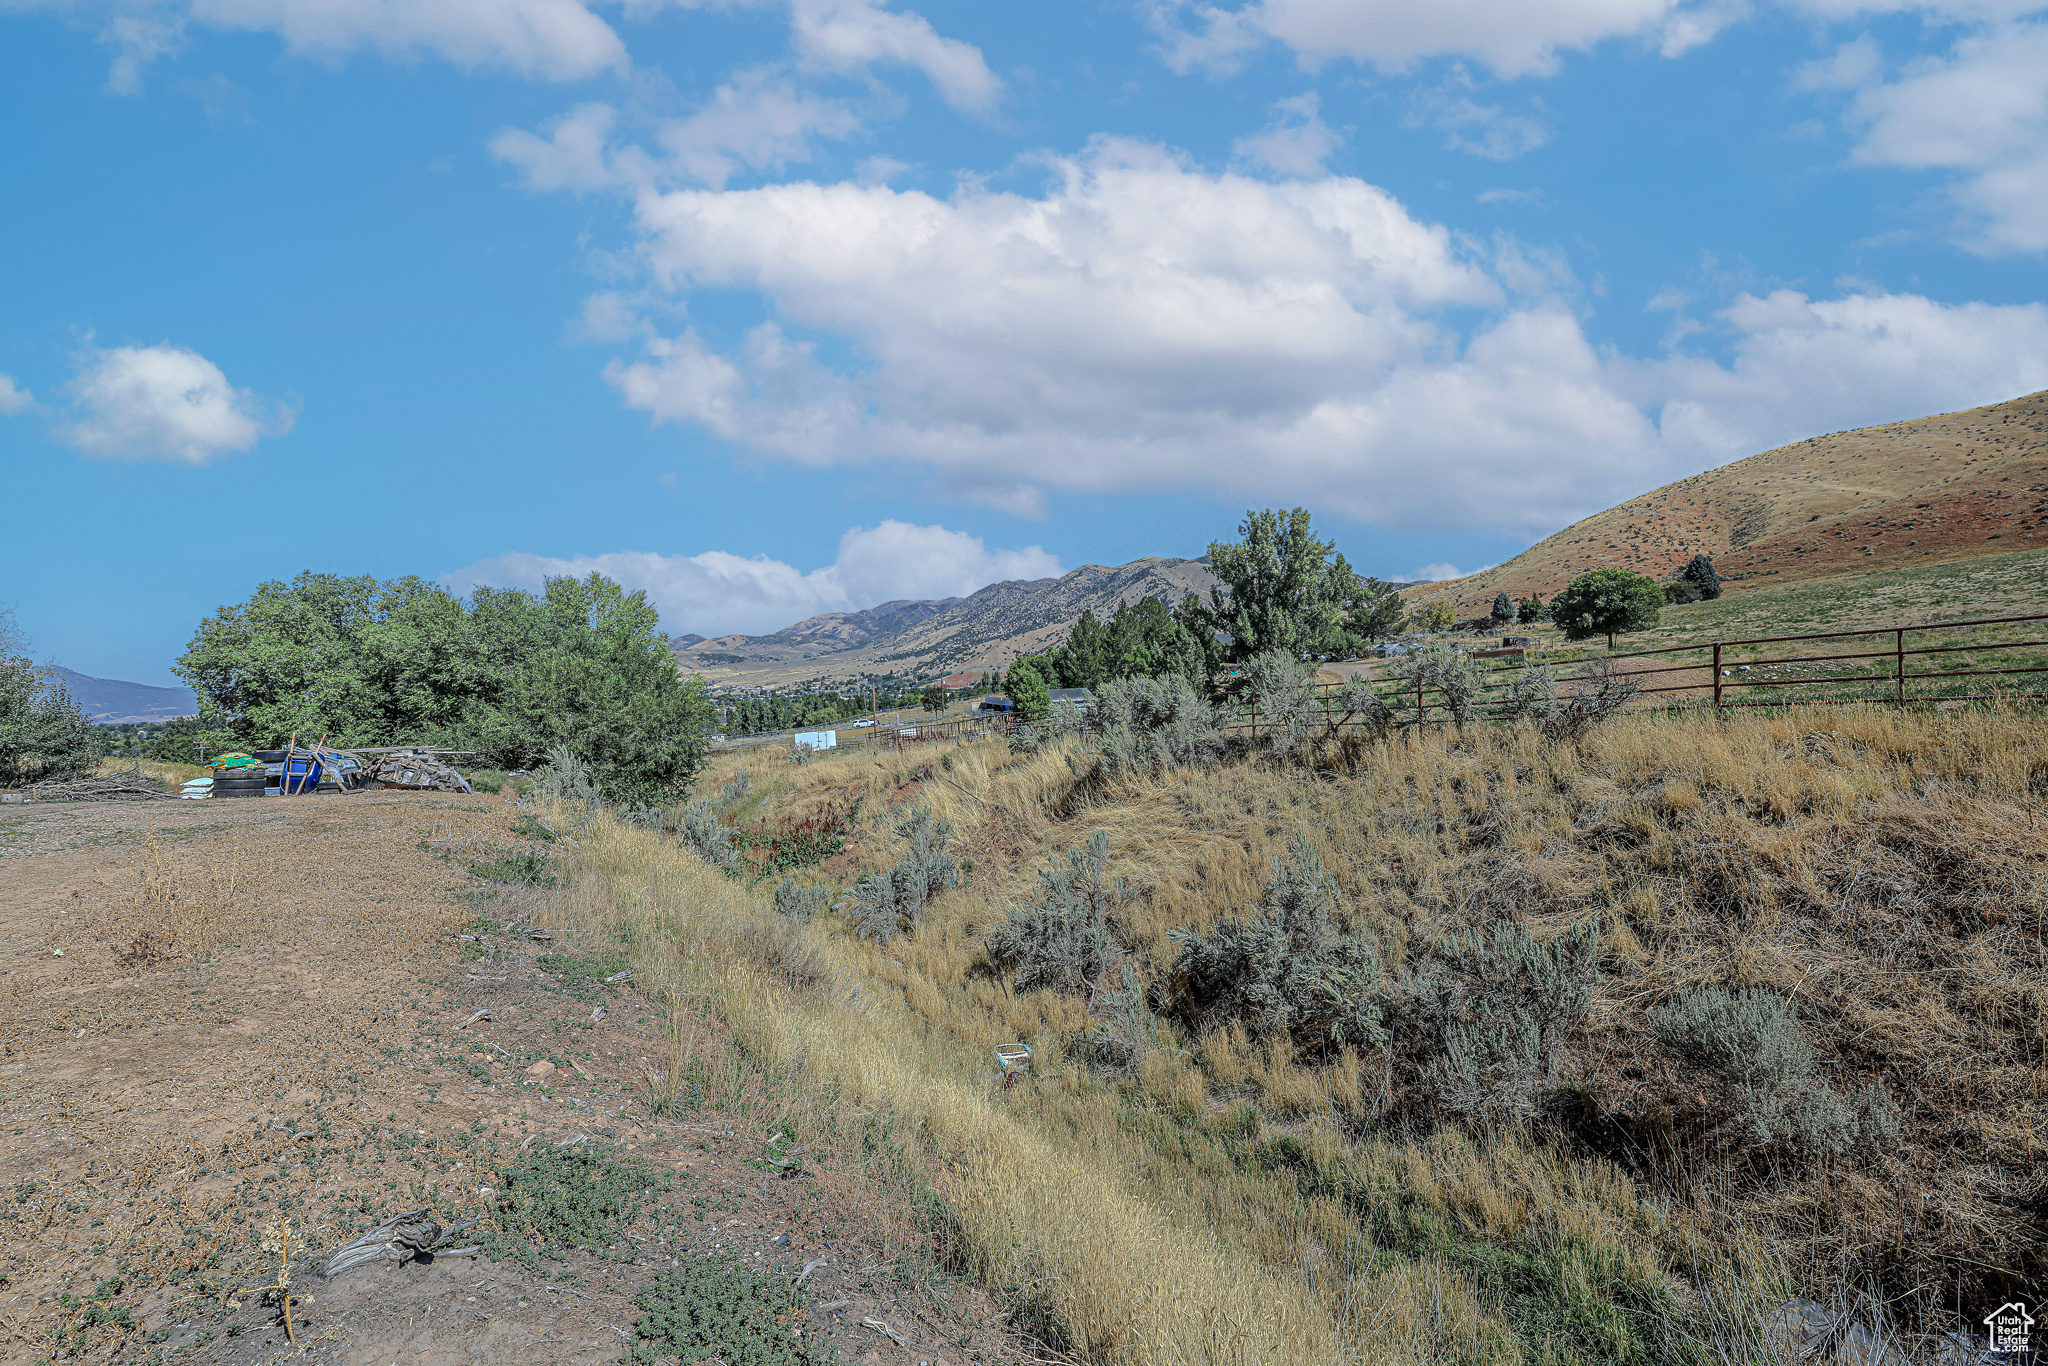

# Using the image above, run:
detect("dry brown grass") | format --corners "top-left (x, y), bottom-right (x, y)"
top-left (555, 704), bottom-right (2048, 1363)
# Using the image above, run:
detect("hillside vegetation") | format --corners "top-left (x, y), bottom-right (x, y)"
top-left (548, 701), bottom-right (2048, 1365)
top-left (1413, 388), bottom-right (2048, 618)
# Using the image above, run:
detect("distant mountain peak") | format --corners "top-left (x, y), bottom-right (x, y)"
top-left (47, 666), bottom-right (198, 724)
top-left (671, 556), bottom-right (1218, 690)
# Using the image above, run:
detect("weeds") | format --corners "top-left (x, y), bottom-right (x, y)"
top-left (627, 1254), bottom-right (837, 1365)
top-left (482, 1144), bottom-right (666, 1271)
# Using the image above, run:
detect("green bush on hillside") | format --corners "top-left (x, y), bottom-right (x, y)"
top-left (986, 829), bottom-right (1126, 994)
top-left (1649, 986), bottom-right (1861, 1153)
top-left (1168, 834), bottom-right (1386, 1051)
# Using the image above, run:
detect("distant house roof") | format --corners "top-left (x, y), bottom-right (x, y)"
top-left (1046, 688), bottom-right (1096, 707)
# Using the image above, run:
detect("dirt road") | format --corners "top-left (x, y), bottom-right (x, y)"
top-left (0, 792), bottom-right (1004, 1366)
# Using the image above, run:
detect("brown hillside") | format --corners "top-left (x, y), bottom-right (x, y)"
top-left (1411, 388), bottom-right (2048, 616)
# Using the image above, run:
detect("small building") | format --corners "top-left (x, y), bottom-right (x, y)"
top-left (976, 695), bottom-right (1015, 713)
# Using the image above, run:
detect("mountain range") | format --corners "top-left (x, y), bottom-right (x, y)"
top-left (46, 666), bottom-right (198, 724)
top-left (671, 558), bottom-right (1219, 691)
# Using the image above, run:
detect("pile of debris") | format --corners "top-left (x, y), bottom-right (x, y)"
top-left (366, 749), bottom-right (474, 793)
top-left (9, 775), bottom-right (175, 803)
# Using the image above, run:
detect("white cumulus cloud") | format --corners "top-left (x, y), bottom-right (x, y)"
top-left (585, 138), bottom-right (2048, 536)
top-left (1232, 92), bottom-right (1343, 176)
top-left (1151, 0), bottom-right (1700, 79)
top-left (443, 521), bottom-right (1063, 638)
top-left (1834, 22), bottom-right (2048, 253)
top-left (54, 343), bottom-right (293, 465)
top-left (34, 0), bottom-right (627, 91)
top-left (0, 375), bottom-right (35, 416)
top-left (492, 74), bottom-right (863, 194)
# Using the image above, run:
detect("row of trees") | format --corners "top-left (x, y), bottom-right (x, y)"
top-left (175, 571), bottom-right (712, 804)
top-left (0, 610), bottom-right (100, 788)
top-left (721, 690), bottom-right (882, 737)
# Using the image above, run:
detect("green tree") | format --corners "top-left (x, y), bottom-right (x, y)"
top-left (1516, 595), bottom-right (1545, 624)
top-left (1551, 569), bottom-right (1665, 648)
top-left (920, 683), bottom-right (949, 713)
top-left (1679, 554), bottom-right (1722, 600)
top-left (1490, 592), bottom-right (1515, 624)
top-left (1408, 601), bottom-right (1455, 634)
top-left (176, 571), bottom-right (713, 805)
top-left (1006, 656), bottom-right (1052, 721)
top-left (1059, 610), bottom-right (1111, 689)
top-left (1337, 575), bottom-right (1405, 650)
top-left (0, 631), bottom-right (101, 788)
top-left (1199, 508), bottom-right (1353, 660)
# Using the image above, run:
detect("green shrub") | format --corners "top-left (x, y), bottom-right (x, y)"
top-left (1649, 986), bottom-right (1857, 1152)
top-left (986, 829), bottom-right (1126, 993)
top-left (682, 799), bottom-right (740, 872)
top-left (1168, 833), bottom-right (1385, 1050)
top-left (1679, 553), bottom-right (1722, 600)
top-left (466, 768), bottom-right (506, 794)
top-left (1516, 594), bottom-right (1546, 624)
top-left (1076, 962), bottom-right (1171, 1073)
top-left (849, 807), bottom-right (957, 944)
top-left (1490, 592), bottom-right (1515, 623)
top-left (1239, 650), bottom-right (1324, 756)
top-left (0, 653), bottom-right (100, 788)
top-left (1095, 673), bottom-right (1225, 773)
top-left (1425, 920), bottom-right (1599, 1118)
top-left (1387, 642), bottom-right (1484, 728)
top-left (484, 1144), bottom-right (664, 1270)
top-left (626, 1254), bottom-right (834, 1365)
top-left (771, 879), bottom-right (833, 922)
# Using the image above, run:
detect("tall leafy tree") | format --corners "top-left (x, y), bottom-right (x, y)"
top-left (1199, 508), bottom-right (1352, 659)
top-left (176, 571), bottom-right (713, 804)
top-left (1006, 656), bottom-right (1052, 721)
top-left (1059, 610), bottom-right (1112, 689)
top-left (1338, 574), bottom-right (1406, 649)
top-left (1551, 569), bottom-right (1665, 648)
top-left (0, 611), bottom-right (101, 787)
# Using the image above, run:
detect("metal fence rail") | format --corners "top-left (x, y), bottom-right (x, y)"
top-left (1217, 611), bottom-right (2048, 734)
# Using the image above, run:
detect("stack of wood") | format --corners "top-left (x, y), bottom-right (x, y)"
top-left (366, 749), bottom-right (474, 793)
top-left (18, 776), bottom-right (175, 803)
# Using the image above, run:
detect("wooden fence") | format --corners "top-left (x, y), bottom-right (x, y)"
top-left (1229, 611), bottom-right (2048, 734)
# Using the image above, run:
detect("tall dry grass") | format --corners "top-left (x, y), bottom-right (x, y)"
top-left (555, 703), bottom-right (2048, 1363)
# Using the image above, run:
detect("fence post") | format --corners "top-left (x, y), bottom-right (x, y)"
top-left (1895, 628), bottom-right (1905, 704)
top-left (1250, 699), bottom-right (1258, 740)
top-left (1415, 676), bottom-right (1424, 727)
top-left (1712, 642), bottom-right (1723, 717)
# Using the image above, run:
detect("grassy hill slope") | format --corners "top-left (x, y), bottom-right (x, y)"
top-left (1411, 388), bottom-right (2048, 617)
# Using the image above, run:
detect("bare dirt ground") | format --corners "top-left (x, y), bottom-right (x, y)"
top-left (0, 792), bottom-right (1016, 1366)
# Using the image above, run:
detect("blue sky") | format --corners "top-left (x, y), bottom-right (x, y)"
top-left (4, 0), bottom-right (2047, 684)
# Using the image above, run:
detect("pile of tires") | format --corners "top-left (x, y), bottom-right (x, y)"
top-left (211, 768), bottom-right (268, 799)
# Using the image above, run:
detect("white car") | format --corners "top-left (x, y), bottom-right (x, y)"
top-left (850, 719), bottom-right (875, 727)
